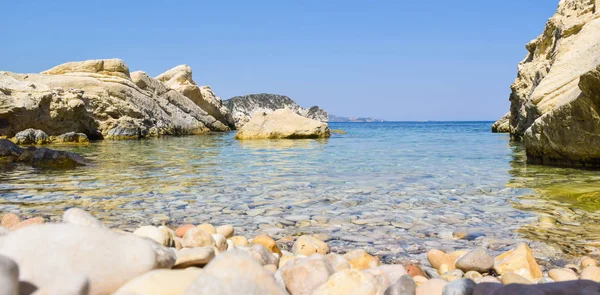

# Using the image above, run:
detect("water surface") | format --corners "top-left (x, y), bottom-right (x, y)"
top-left (1, 122), bottom-right (599, 262)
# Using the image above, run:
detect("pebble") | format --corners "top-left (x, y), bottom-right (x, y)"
top-left (493, 243), bottom-right (542, 282)
top-left (292, 235), bottom-right (329, 256)
top-left (464, 270), bottom-right (482, 280)
top-left (197, 223), bottom-right (216, 234)
top-left (416, 278), bottom-right (447, 295)
top-left (581, 257), bottom-right (599, 268)
top-left (184, 250), bottom-right (287, 295)
top-left (501, 273), bottom-right (532, 285)
top-left (174, 246), bottom-right (215, 268)
top-left (279, 255), bottom-right (334, 295)
top-left (442, 278), bottom-right (475, 295)
top-left (0, 254), bottom-right (18, 295)
top-left (474, 275), bottom-right (501, 284)
top-left (62, 208), bottom-right (105, 228)
top-left (230, 235), bottom-right (249, 247)
top-left (427, 249), bottom-right (466, 271)
top-left (548, 268), bottom-right (578, 282)
top-left (384, 274), bottom-right (416, 295)
top-left (413, 275), bottom-right (429, 286)
top-left (11, 217), bottom-right (44, 231)
top-left (134, 226), bottom-right (169, 246)
top-left (212, 233), bottom-right (228, 252)
top-left (0, 213), bottom-right (20, 229)
top-left (115, 268), bottom-right (202, 295)
top-left (365, 265), bottom-right (408, 289)
top-left (312, 269), bottom-right (378, 295)
top-left (441, 269), bottom-right (464, 282)
top-left (344, 249), bottom-right (381, 270)
top-left (247, 244), bottom-right (280, 266)
top-left (454, 247), bottom-right (493, 273)
top-left (580, 265), bottom-right (600, 282)
top-left (175, 224), bottom-right (195, 238)
top-left (406, 264), bottom-right (426, 277)
top-left (216, 224), bottom-right (234, 238)
top-left (182, 228), bottom-right (215, 248)
top-left (252, 234), bottom-right (282, 256)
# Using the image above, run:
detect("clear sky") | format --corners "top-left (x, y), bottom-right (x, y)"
top-left (1, 1), bottom-right (558, 121)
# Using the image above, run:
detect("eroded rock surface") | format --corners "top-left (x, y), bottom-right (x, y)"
top-left (234, 109), bottom-right (330, 140)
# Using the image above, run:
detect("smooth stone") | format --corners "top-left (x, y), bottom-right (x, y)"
top-left (279, 251), bottom-right (296, 269)
top-left (384, 274), bottom-right (416, 295)
top-left (564, 264), bottom-right (580, 274)
top-left (442, 269), bottom-right (464, 282)
top-left (247, 244), bottom-right (279, 266)
top-left (312, 269), bottom-right (378, 295)
top-left (196, 224), bottom-right (216, 235)
top-left (252, 234), bottom-right (282, 256)
top-left (326, 253), bottom-right (350, 272)
top-left (216, 225), bottom-right (234, 238)
top-left (0, 226), bottom-right (9, 236)
top-left (292, 235), bottom-right (329, 256)
top-left (548, 268), bottom-right (578, 282)
top-left (115, 268), bottom-right (203, 295)
top-left (464, 271), bottom-right (482, 280)
top-left (581, 257), bottom-right (599, 268)
top-left (62, 208), bottom-right (104, 228)
top-left (427, 250), bottom-right (466, 271)
top-left (416, 278), bottom-right (447, 295)
top-left (211, 234), bottom-right (227, 252)
top-left (33, 273), bottom-right (90, 295)
top-left (11, 217), bottom-right (44, 231)
top-left (1, 213), bottom-right (20, 229)
top-left (174, 247), bottom-right (215, 269)
top-left (158, 226), bottom-right (176, 248)
top-left (407, 264), bottom-right (426, 277)
top-left (413, 276), bottom-right (429, 286)
top-left (501, 273), bottom-right (533, 285)
top-left (538, 277), bottom-right (555, 284)
top-left (175, 224), bottom-right (195, 238)
top-left (182, 228), bottom-right (215, 248)
top-left (476, 280), bottom-right (600, 295)
top-left (184, 250), bottom-right (287, 295)
top-left (0, 224), bottom-right (168, 295)
top-left (474, 276), bottom-right (501, 284)
top-left (472, 282), bottom-right (503, 295)
top-left (493, 243), bottom-right (542, 282)
top-left (279, 255), bottom-right (334, 295)
top-left (226, 239), bottom-right (235, 251)
top-left (442, 278), bottom-right (475, 295)
top-left (134, 226), bottom-right (169, 246)
top-left (365, 265), bottom-right (408, 289)
top-left (422, 266), bottom-right (442, 279)
top-left (455, 247), bottom-right (493, 273)
top-left (343, 249), bottom-right (381, 270)
top-left (230, 236), bottom-right (249, 247)
top-left (0, 254), bottom-right (18, 295)
top-left (580, 265), bottom-right (600, 282)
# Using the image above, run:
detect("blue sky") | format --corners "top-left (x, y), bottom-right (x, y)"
top-left (1, 1), bottom-right (558, 121)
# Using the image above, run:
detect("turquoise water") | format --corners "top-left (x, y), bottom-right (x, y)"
top-left (1, 122), bottom-right (600, 261)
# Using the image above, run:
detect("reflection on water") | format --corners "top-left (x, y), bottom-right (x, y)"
top-left (1, 122), bottom-right (600, 259)
top-left (508, 144), bottom-right (600, 256)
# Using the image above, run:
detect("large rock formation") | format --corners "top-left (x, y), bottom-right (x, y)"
top-left (494, 0), bottom-right (600, 166)
top-left (0, 59), bottom-right (231, 140)
top-left (234, 109), bottom-right (330, 140)
top-left (223, 93), bottom-right (328, 129)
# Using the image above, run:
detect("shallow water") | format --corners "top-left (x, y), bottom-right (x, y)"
top-left (1, 122), bottom-right (600, 262)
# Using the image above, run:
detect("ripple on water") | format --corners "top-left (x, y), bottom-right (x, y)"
top-left (0, 122), bottom-right (599, 260)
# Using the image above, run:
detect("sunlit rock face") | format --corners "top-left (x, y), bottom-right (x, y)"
top-left (494, 0), bottom-right (600, 166)
top-left (223, 93), bottom-right (328, 129)
top-left (0, 59), bottom-right (230, 140)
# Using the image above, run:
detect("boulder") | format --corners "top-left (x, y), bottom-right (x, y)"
top-left (52, 132), bottom-right (89, 143)
top-left (13, 128), bottom-right (49, 145)
top-left (0, 224), bottom-right (172, 295)
top-left (223, 93), bottom-right (328, 129)
top-left (0, 140), bottom-right (22, 162)
top-left (184, 250), bottom-right (287, 295)
top-left (17, 146), bottom-right (87, 168)
top-left (454, 247), bottom-right (493, 273)
top-left (491, 112), bottom-right (510, 133)
top-left (235, 109), bottom-right (330, 140)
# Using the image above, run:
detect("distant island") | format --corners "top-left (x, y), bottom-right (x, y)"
top-left (328, 115), bottom-right (385, 123)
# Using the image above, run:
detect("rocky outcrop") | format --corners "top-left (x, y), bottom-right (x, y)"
top-left (495, 0), bottom-right (600, 166)
top-left (156, 65), bottom-right (234, 129)
top-left (0, 139), bottom-right (87, 168)
top-left (234, 109), bottom-right (330, 140)
top-left (0, 59), bottom-right (231, 140)
top-left (223, 94), bottom-right (328, 129)
top-left (491, 112), bottom-right (510, 133)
